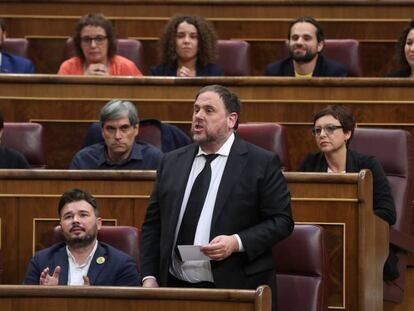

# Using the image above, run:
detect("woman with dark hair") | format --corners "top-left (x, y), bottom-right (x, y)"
top-left (298, 105), bottom-right (398, 281)
top-left (386, 19), bottom-right (414, 77)
top-left (58, 13), bottom-right (142, 76)
top-left (150, 14), bottom-right (223, 77)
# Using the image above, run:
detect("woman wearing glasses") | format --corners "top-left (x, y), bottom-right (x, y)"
top-left (58, 13), bottom-right (142, 76)
top-left (299, 105), bottom-right (398, 281)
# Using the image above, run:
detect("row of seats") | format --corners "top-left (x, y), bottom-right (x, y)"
top-left (3, 121), bottom-right (413, 303)
top-left (51, 223), bottom-right (328, 311)
top-left (4, 37), bottom-right (362, 76)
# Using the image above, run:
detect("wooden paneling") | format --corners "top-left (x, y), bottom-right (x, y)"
top-left (0, 285), bottom-right (271, 311)
top-left (1, 75), bottom-right (414, 168)
top-left (2, 0), bottom-right (414, 19)
top-left (0, 170), bottom-right (387, 311)
top-left (2, 16), bottom-right (410, 40)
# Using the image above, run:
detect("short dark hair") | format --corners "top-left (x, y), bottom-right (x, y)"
top-left (288, 16), bottom-right (325, 43)
top-left (0, 111), bottom-right (3, 129)
top-left (0, 18), bottom-right (6, 32)
top-left (99, 99), bottom-right (139, 127)
top-left (398, 19), bottom-right (414, 70)
top-left (73, 13), bottom-right (117, 62)
top-left (313, 105), bottom-right (355, 144)
top-left (195, 84), bottom-right (241, 129)
top-left (58, 188), bottom-right (99, 217)
top-left (158, 14), bottom-right (218, 68)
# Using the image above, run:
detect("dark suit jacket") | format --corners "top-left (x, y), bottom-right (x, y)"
top-left (150, 62), bottom-right (224, 76)
top-left (385, 67), bottom-right (411, 77)
top-left (298, 148), bottom-right (398, 280)
top-left (298, 149), bottom-right (396, 225)
top-left (23, 241), bottom-right (140, 285)
top-left (1, 52), bottom-right (35, 73)
top-left (0, 146), bottom-right (30, 168)
top-left (265, 55), bottom-right (347, 77)
top-left (141, 135), bottom-right (293, 289)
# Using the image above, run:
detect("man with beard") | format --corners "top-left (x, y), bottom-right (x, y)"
top-left (265, 16), bottom-right (347, 77)
top-left (69, 99), bottom-right (162, 170)
top-left (140, 84), bottom-right (293, 310)
top-left (0, 18), bottom-right (35, 73)
top-left (24, 188), bottom-right (140, 286)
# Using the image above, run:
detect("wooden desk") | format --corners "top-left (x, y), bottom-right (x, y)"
top-left (0, 285), bottom-right (271, 311)
top-left (1, 75), bottom-right (414, 169)
top-left (0, 170), bottom-right (388, 310)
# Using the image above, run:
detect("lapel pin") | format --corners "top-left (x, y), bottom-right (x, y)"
top-left (96, 256), bottom-right (105, 264)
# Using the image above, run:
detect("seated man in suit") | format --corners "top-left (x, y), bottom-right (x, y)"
top-left (0, 18), bottom-right (35, 73)
top-left (265, 16), bottom-right (347, 77)
top-left (70, 99), bottom-right (163, 169)
top-left (140, 84), bottom-right (293, 311)
top-left (24, 188), bottom-right (140, 286)
top-left (0, 111), bottom-right (30, 168)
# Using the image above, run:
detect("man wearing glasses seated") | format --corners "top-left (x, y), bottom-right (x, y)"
top-left (58, 13), bottom-right (142, 76)
top-left (69, 100), bottom-right (162, 170)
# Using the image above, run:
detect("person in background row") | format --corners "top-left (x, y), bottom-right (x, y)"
top-left (24, 188), bottom-right (140, 286)
top-left (386, 19), bottom-right (414, 77)
top-left (265, 16), bottom-right (347, 77)
top-left (151, 14), bottom-right (224, 77)
top-left (298, 104), bottom-right (398, 281)
top-left (0, 18), bottom-right (35, 73)
top-left (70, 99), bottom-right (163, 170)
top-left (58, 13), bottom-right (142, 76)
top-left (0, 111), bottom-right (30, 168)
top-left (141, 84), bottom-right (293, 311)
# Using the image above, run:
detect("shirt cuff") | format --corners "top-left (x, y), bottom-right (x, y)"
top-left (142, 276), bottom-right (157, 282)
top-left (234, 234), bottom-right (244, 252)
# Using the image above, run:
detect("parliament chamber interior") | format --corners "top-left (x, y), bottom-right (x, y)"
top-left (1, 1), bottom-right (414, 310)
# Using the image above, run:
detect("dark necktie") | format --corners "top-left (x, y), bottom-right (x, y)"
top-left (176, 154), bottom-right (219, 252)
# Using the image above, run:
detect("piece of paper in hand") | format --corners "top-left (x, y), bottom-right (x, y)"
top-left (177, 245), bottom-right (210, 261)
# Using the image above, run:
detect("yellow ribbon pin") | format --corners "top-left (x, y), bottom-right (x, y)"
top-left (96, 256), bottom-right (105, 264)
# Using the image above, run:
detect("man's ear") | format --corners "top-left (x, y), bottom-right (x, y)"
top-left (317, 40), bottom-right (324, 53)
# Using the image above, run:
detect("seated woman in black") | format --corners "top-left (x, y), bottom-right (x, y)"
top-left (298, 105), bottom-right (398, 281)
top-left (150, 14), bottom-right (223, 77)
top-left (387, 19), bottom-right (414, 77)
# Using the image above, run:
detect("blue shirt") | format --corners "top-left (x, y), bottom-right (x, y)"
top-left (69, 141), bottom-right (163, 170)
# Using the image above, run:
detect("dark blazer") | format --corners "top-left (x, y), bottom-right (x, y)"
top-left (23, 241), bottom-right (140, 286)
top-left (298, 149), bottom-right (396, 225)
top-left (385, 67), bottom-right (411, 77)
top-left (265, 55), bottom-right (347, 77)
top-left (298, 149), bottom-right (398, 280)
top-left (141, 135), bottom-right (293, 289)
top-left (0, 146), bottom-right (30, 168)
top-left (1, 52), bottom-right (35, 73)
top-left (150, 62), bottom-right (224, 76)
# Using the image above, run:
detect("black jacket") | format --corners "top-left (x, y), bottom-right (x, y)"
top-left (265, 55), bottom-right (347, 77)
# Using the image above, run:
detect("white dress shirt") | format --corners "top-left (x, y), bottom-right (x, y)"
top-left (170, 133), bottom-right (243, 283)
top-left (66, 240), bottom-right (98, 285)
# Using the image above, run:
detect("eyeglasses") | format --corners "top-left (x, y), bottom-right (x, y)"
top-left (311, 125), bottom-right (343, 136)
top-left (80, 36), bottom-right (108, 45)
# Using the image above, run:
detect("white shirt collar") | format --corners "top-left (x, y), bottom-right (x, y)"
top-left (196, 132), bottom-right (235, 157)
